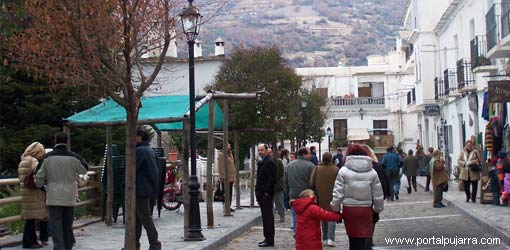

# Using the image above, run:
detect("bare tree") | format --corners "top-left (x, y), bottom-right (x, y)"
top-left (4, 0), bottom-right (214, 248)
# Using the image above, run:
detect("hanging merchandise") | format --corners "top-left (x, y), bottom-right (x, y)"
top-left (482, 92), bottom-right (490, 121)
top-left (504, 124), bottom-right (510, 155)
top-left (486, 122), bottom-right (494, 156)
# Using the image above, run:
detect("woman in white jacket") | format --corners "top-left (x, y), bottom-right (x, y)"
top-left (330, 144), bottom-right (384, 250)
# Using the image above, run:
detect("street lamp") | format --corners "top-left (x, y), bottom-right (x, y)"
top-left (180, 0), bottom-right (204, 241)
top-left (326, 127), bottom-right (332, 153)
top-left (301, 100), bottom-right (308, 147)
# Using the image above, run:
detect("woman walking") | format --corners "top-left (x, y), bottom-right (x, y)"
top-left (330, 144), bottom-right (384, 250)
top-left (17, 142), bottom-right (48, 248)
top-left (310, 152), bottom-right (340, 247)
top-left (457, 140), bottom-right (481, 203)
top-left (430, 149), bottom-right (449, 208)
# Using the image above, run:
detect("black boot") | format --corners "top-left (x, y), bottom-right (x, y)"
top-left (407, 187), bottom-right (412, 194)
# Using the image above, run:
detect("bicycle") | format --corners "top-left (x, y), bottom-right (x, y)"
top-left (162, 163), bottom-right (183, 210)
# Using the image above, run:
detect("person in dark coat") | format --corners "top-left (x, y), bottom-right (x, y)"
top-left (310, 146), bottom-right (319, 166)
top-left (255, 144), bottom-right (276, 247)
top-left (381, 146), bottom-right (403, 201)
top-left (361, 144), bottom-right (390, 249)
top-left (403, 149), bottom-right (420, 194)
top-left (489, 164), bottom-right (501, 206)
top-left (424, 147), bottom-right (434, 191)
top-left (270, 149), bottom-right (285, 222)
top-left (135, 129), bottom-right (161, 250)
top-left (332, 148), bottom-right (344, 168)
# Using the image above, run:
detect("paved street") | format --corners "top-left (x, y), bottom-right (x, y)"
top-left (222, 183), bottom-right (510, 250)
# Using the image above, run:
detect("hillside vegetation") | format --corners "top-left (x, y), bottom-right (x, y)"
top-left (197, 0), bottom-right (406, 67)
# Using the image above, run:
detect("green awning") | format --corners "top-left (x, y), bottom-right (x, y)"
top-left (65, 95), bottom-right (224, 130)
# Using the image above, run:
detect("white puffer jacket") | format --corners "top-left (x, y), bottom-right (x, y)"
top-left (330, 155), bottom-right (384, 213)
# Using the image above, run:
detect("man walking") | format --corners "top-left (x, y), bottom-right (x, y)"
top-left (135, 129), bottom-right (162, 250)
top-left (35, 132), bottom-right (87, 250)
top-left (381, 146), bottom-right (403, 201)
top-left (269, 149), bottom-right (285, 222)
top-left (284, 147), bottom-right (316, 234)
top-left (332, 148), bottom-right (343, 168)
top-left (424, 147), bottom-right (434, 191)
top-left (309, 146), bottom-right (319, 166)
top-left (256, 144), bottom-right (276, 247)
top-left (403, 149), bottom-right (420, 194)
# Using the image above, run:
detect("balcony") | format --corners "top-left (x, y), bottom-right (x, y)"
top-left (444, 68), bottom-right (459, 97)
top-left (457, 59), bottom-right (476, 92)
top-left (435, 77), bottom-right (445, 100)
top-left (486, 1), bottom-right (510, 58)
top-left (407, 88), bottom-right (416, 106)
top-left (369, 134), bottom-right (394, 148)
top-left (470, 36), bottom-right (496, 73)
top-left (329, 97), bottom-right (385, 108)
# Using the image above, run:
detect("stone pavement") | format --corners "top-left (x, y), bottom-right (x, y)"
top-left (416, 176), bottom-right (510, 245)
top-left (2, 194), bottom-right (261, 250)
top-left (223, 177), bottom-right (510, 250)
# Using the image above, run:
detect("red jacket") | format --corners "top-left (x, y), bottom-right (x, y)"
top-left (292, 196), bottom-right (341, 250)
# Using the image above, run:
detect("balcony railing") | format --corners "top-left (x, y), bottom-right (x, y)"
top-left (486, 4), bottom-right (498, 52)
top-left (470, 36), bottom-right (491, 69)
top-left (407, 88), bottom-right (416, 105)
top-left (405, 43), bottom-right (414, 63)
top-left (457, 59), bottom-right (475, 89)
top-left (444, 68), bottom-right (457, 95)
top-left (502, 0), bottom-right (510, 39)
top-left (435, 77), bottom-right (443, 100)
top-left (329, 97), bottom-right (385, 107)
top-left (369, 134), bottom-right (394, 148)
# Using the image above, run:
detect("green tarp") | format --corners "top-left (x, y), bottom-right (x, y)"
top-left (65, 95), bottom-right (224, 130)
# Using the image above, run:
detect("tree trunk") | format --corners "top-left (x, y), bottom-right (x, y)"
top-left (124, 104), bottom-right (139, 250)
top-left (250, 145), bottom-right (256, 208)
top-left (106, 127), bottom-right (113, 226)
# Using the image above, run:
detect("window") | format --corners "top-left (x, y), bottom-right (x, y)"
top-left (373, 120), bottom-right (388, 135)
top-left (333, 119), bottom-right (348, 140)
top-left (315, 87), bottom-right (328, 98)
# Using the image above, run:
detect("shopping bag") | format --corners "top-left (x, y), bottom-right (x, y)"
top-left (400, 174), bottom-right (409, 189)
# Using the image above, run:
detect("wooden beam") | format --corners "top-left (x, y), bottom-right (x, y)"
top-left (106, 126), bottom-right (113, 226)
top-left (237, 128), bottom-right (275, 133)
top-left (0, 178), bottom-right (19, 186)
top-left (66, 117), bottom-right (185, 128)
top-left (63, 125), bottom-right (71, 150)
top-left (0, 215), bottom-right (21, 225)
top-left (222, 99), bottom-right (232, 217)
top-left (206, 99), bottom-right (215, 228)
top-left (0, 196), bottom-right (21, 206)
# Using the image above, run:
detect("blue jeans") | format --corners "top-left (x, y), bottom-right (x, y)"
top-left (385, 170), bottom-right (400, 198)
top-left (291, 207), bottom-right (296, 233)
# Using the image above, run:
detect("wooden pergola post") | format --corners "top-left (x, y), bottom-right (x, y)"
top-left (106, 126), bottom-right (113, 226)
top-left (206, 99), bottom-right (215, 228)
top-left (233, 130), bottom-right (241, 209)
top-left (250, 145), bottom-right (256, 208)
top-left (222, 100), bottom-right (232, 216)
top-left (63, 125), bottom-right (71, 150)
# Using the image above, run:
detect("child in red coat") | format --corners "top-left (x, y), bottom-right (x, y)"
top-left (291, 189), bottom-right (342, 250)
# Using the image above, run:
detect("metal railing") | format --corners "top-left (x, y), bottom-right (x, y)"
top-left (486, 4), bottom-right (498, 52)
top-left (470, 36), bottom-right (491, 69)
top-left (444, 68), bottom-right (457, 96)
top-left (435, 77), bottom-right (445, 100)
top-left (329, 97), bottom-right (385, 106)
top-left (502, 0), bottom-right (510, 39)
top-left (0, 167), bottom-right (102, 226)
top-left (457, 59), bottom-right (475, 89)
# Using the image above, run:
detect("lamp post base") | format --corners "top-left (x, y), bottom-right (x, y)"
top-left (186, 175), bottom-right (205, 241)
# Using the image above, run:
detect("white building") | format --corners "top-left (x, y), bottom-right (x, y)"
top-left (141, 38), bottom-right (226, 96)
top-left (403, 0), bottom-right (510, 173)
top-left (296, 39), bottom-right (417, 157)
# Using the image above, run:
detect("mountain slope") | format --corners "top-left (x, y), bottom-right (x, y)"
top-left (198, 0), bottom-right (406, 67)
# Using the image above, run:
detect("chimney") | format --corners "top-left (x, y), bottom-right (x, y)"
top-left (214, 38), bottom-right (225, 56)
top-left (165, 30), bottom-right (178, 58)
top-left (194, 40), bottom-right (203, 58)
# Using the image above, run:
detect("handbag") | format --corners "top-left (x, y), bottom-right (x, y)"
top-left (443, 184), bottom-right (449, 192)
top-left (23, 170), bottom-right (37, 189)
top-left (468, 164), bottom-right (482, 172)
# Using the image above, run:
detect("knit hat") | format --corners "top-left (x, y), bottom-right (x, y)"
top-left (498, 151), bottom-right (507, 159)
top-left (346, 144), bottom-right (369, 156)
